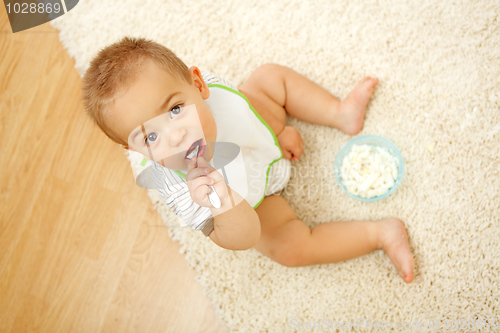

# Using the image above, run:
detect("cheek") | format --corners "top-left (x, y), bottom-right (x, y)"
top-left (197, 109), bottom-right (216, 139)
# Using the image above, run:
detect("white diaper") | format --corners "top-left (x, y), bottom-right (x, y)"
top-left (265, 158), bottom-right (292, 196)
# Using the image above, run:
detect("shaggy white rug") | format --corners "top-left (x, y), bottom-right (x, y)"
top-left (51, 0), bottom-right (500, 331)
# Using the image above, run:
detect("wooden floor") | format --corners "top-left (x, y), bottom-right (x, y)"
top-left (0, 9), bottom-right (226, 333)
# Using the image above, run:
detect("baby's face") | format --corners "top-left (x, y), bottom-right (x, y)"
top-left (107, 61), bottom-right (217, 170)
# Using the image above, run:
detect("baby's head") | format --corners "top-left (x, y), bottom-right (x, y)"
top-left (82, 37), bottom-right (216, 170)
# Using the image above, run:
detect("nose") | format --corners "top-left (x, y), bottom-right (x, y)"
top-left (167, 126), bottom-right (187, 148)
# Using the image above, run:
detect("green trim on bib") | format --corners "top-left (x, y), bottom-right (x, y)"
top-left (207, 84), bottom-right (283, 209)
top-left (173, 169), bottom-right (186, 179)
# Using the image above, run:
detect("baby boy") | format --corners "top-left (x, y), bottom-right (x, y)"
top-left (82, 37), bottom-right (414, 283)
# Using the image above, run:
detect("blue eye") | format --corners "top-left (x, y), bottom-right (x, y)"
top-left (170, 105), bottom-right (182, 118)
top-left (145, 132), bottom-right (158, 145)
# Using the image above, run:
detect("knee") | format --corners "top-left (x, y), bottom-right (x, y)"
top-left (269, 237), bottom-right (308, 268)
top-left (254, 63), bottom-right (286, 77)
top-left (275, 251), bottom-right (302, 268)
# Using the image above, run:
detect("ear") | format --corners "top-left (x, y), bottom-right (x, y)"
top-left (188, 66), bottom-right (210, 99)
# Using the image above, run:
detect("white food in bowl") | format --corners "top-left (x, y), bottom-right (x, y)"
top-left (340, 144), bottom-right (399, 198)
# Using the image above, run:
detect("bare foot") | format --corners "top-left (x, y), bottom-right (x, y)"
top-left (333, 76), bottom-right (379, 135)
top-left (377, 218), bottom-right (415, 283)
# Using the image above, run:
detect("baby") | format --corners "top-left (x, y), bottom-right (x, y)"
top-left (82, 37), bottom-right (414, 283)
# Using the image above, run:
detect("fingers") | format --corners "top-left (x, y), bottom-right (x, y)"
top-left (187, 171), bottom-right (214, 205)
top-left (277, 126), bottom-right (304, 161)
top-left (186, 156), bottom-right (197, 173)
top-left (188, 173), bottom-right (215, 190)
top-left (195, 155), bottom-right (214, 171)
top-left (186, 156), bottom-right (223, 183)
top-left (290, 141), bottom-right (303, 160)
top-left (196, 156), bottom-right (225, 182)
top-left (187, 155), bottom-right (213, 172)
top-left (283, 139), bottom-right (304, 161)
top-left (187, 155), bottom-right (216, 175)
top-left (191, 180), bottom-right (215, 206)
top-left (185, 155), bottom-right (227, 207)
top-left (186, 165), bottom-right (211, 182)
top-left (282, 149), bottom-right (292, 160)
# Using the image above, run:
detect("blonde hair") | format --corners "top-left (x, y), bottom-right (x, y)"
top-left (81, 37), bottom-right (191, 145)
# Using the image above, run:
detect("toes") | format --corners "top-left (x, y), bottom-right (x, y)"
top-left (403, 271), bottom-right (414, 283)
top-left (398, 265), bottom-right (414, 283)
top-left (360, 76), bottom-right (379, 88)
top-left (367, 77), bottom-right (379, 89)
top-left (402, 253), bottom-right (415, 283)
top-left (361, 76), bottom-right (371, 83)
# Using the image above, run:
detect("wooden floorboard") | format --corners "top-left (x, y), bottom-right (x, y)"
top-left (0, 8), bottom-right (226, 333)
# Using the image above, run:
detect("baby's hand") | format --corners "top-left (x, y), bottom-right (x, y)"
top-left (277, 126), bottom-right (303, 161)
top-left (186, 156), bottom-right (228, 208)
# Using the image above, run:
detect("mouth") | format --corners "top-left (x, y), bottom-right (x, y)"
top-left (185, 139), bottom-right (203, 159)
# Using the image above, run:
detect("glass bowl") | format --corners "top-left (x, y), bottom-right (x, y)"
top-left (334, 135), bottom-right (404, 202)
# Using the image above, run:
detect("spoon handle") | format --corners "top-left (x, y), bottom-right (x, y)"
top-left (207, 185), bottom-right (222, 208)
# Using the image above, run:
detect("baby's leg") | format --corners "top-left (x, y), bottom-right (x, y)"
top-left (254, 195), bottom-right (414, 283)
top-left (239, 63), bottom-right (378, 135)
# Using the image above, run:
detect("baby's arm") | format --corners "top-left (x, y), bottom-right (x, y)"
top-left (208, 186), bottom-right (261, 250)
top-left (186, 156), bottom-right (261, 250)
